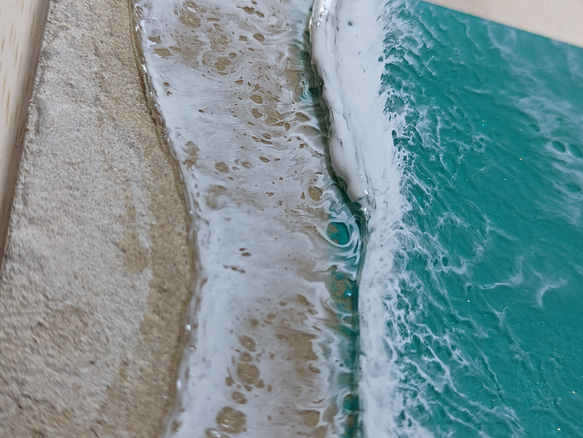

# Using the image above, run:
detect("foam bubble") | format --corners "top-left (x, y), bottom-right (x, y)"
top-left (134, 0), bottom-right (360, 435)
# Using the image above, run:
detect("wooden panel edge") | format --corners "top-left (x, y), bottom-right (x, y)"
top-left (422, 0), bottom-right (583, 48)
top-left (0, 0), bottom-right (50, 261)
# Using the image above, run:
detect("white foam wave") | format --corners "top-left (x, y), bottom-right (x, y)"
top-left (134, 0), bottom-right (360, 435)
top-left (310, 0), bottom-right (401, 212)
top-left (311, 0), bottom-right (432, 435)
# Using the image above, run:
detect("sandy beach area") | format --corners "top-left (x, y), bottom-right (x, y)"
top-left (1, 0), bottom-right (347, 434)
top-left (0, 0), bottom-right (193, 436)
top-left (2, 0), bottom-right (581, 436)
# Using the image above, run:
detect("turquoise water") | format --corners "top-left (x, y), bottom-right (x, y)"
top-left (371, 1), bottom-right (583, 435)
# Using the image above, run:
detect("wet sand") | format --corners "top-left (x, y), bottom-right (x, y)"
top-left (135, 0), bottom-right (359, 435)
top-left (0, 0), bottom-right (193, 436)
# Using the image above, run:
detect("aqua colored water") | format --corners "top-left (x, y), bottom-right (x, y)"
top-left (134, 0), bottom-right (583, 435)
top-left (364, 1), bottom-right (583, 435)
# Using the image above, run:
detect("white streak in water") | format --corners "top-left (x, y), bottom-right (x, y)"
top-left (310, 0), bottom-right (394, 211)
top-left (311, 0), bottom-right (431, 436)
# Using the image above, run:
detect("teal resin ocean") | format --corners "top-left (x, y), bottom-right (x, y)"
top-left (366, 1), bottom-right (583, 435)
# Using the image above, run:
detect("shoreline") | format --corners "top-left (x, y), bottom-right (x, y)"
top-left (134, 0), bottom-right (361, 434)
top-left (3, 0), bottom-right (581, 436)
top-left (0, 0), bottom-right (194, 436)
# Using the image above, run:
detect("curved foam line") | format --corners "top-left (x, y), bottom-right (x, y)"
top-left (310, 0), bottom-right (393, 213)
top-left (310, 0), bottom-right (419, 435)
top-left (310, 0), bottom-right (372, 210)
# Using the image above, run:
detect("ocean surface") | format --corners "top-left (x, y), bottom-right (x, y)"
top-left (133, 0), bottom-right (583, 436)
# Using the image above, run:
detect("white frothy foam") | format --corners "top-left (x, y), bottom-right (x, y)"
top-left (134, 0), bottom-right (359, 435)
top-left (311, 0), bottom-right (432, 435)
top-left (310, 0), bottom-right (399, 212)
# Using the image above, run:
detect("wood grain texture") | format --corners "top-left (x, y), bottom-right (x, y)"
top-left (0, 0), bottom-right (48, 258)
top-left (423, 0), bottom-right (583, 47)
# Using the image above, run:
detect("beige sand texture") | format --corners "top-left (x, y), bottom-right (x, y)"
top-left (423, 0), bottom-right (583, 48)
top-left (0, 0), bottom-right (194, 436)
